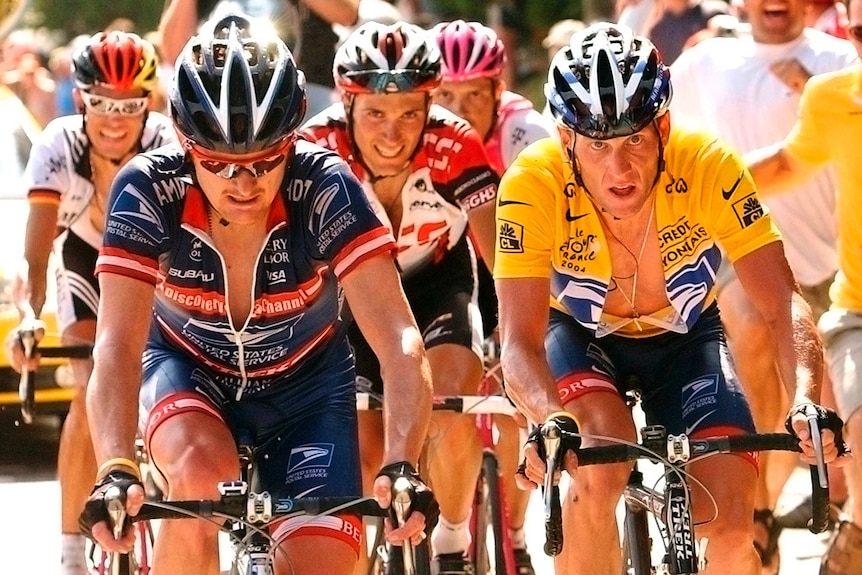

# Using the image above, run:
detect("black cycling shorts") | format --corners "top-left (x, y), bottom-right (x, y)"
top-left (55, 229), bottom-right (100, 331)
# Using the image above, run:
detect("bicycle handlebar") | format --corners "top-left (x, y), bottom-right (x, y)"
top-left (17, 340), bottom-right (94, 423)
top-left (356, 392), bottom-right (518, 416)
top-left (540, 422), bottom-right (832, 557)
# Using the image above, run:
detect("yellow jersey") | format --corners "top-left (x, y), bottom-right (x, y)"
top-left (494, 126), bottom-right (781, 337)
top-left (784, 66), bottom-right (862, 311)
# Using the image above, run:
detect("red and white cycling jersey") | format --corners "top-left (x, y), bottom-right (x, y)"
top-left (483, 90), bottom-right (554, 177)
top-left (300, 103), bottom-right (498, 276)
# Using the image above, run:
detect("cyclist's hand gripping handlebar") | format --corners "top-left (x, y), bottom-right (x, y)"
top-left (79, 470), bottom-right (142, 546)
top-left (785, 403), bottom-right (849, 534)
top-left (524, 413), bottom-right (580, 556)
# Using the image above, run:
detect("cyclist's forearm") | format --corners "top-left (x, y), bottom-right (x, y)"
top-left (23, 204), bottom-right (57, 317)
top-left (773, 292), bottom-right (824, 406)
top-left (381, 337), bottom-right (432, 465)
top-left (501, 346), bottom-right (561, 425)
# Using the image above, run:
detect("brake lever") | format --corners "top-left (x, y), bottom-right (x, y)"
top-left (807, 414), bottom-right (828, 489)
top-left (18, 329), bottom-right (37, 424)
top-left (391, 476), bottom-right (416, 575)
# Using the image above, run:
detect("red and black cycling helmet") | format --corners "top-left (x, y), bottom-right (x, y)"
top-left (545, 22), bottom-right (671, 140)
top-left (169, 12), bottom-right (307, 155)
top-left (432, 20), bottom-right (507, 82)
top-left (72, 30), bottom-right (159, 93)
top-left (333, 21), bottom-right (441, 94)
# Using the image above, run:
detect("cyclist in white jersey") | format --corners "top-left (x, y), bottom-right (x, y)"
top-left (430, 19), bottom-right (554, 575)
top-left (669, 3), bottom-right (857, 567)
top-left (4, 31), bottom-right (175, 575)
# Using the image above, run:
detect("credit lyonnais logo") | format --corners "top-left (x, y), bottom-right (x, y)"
top-left (499, 220), bottom-right (524, 253)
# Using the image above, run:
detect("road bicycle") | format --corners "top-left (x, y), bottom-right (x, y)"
top-left (538, 397), bottom-right (832, 575)
top-left (15, 336), bottom-right (155, 575)
top-left (99, 424), bottom-right (432, 575)
top-left (357, 390), bottom-right (525, 575)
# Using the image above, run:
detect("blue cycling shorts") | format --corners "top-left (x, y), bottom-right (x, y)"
top-left (546, 304), bottom-right (756, 440)
top-left (139, 331), bottom-right (364, 551)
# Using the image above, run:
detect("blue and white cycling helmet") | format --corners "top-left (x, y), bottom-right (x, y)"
top-left (170, 12), bottom-right (307, 155)
top-left (545, 22), bottom-right (671, 140)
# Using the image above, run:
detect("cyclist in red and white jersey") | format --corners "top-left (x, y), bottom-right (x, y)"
top-left (430, 19), bottom-right (555, 575)
top-left (300, 21), bottom-right (498, 574)
top-left (4, 30), bottom-right (174, 575)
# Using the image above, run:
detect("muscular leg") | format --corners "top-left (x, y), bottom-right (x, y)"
top-left (555, 392), bottom-right (635, 575)
top-left (495, 414), bottom-right (532, 533)
top-left (688, 454), bottom-right (760, 575)
top-left (275, 535), bottom-right (357, 575)
top-left (719, 280), bottom-right (794, 512)
top-left (57, 320), bottom-right (96, 574)
top-left (842, 408), bottom-right (862, 527)
top-left (425, 343), bottom-right (484, 557)
top-left (148, 411), bottom-right (240, 575)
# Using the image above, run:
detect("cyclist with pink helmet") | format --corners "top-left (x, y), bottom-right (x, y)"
top-left (4, 30), bottom-right (175, 575)
top-left (301, 20), bottom-right (499, 574)
top-left (430, 19), bottom-right (555, 575)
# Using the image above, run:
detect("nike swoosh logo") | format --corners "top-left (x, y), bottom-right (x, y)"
top-left (721, 172), bottom-right (745, 200)
top-left (566, 210), bottom-right (588, 222)
top-left (685, 409), bottom-right (717, 436)
top-left (498, 199), bottom-right (531, 207)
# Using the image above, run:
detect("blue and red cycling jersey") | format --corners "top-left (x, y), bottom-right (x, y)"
top-left (94, 140), bottom-right (396, 395)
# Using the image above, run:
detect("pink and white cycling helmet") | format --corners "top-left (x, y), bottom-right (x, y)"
top-left (432, 20), bottom-right (506, 82)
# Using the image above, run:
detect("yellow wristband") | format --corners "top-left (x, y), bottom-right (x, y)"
top-left (97, 457), bottom-right (141, 481)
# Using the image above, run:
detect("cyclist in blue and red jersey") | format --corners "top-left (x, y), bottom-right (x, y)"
top-left (429, 19), bottom-right (555, 575)
top-left (4, 30), bottom-right (174, 575)
top-left (76, 13), bottom-right (436, 575)
top-left (300, 21), bottom-right (498, 574)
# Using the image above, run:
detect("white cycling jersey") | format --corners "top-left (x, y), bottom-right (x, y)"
top-left (23, 112), bottom-right (175, 248)
top-left (484, 90), bottom-right (554, 177)
top-left (670, 29), bottom-right (858, 285)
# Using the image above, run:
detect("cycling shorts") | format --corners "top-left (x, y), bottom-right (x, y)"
top-left (55, 228), bottom-right (100, 332)
top-left (352, 234), bottom-right (482, 395)
top-left (546, 303), bottom-right (756, 443)
top-left (819, 308), bottom-right (862, 421)
top-left (140, 331), bottom-right (363, 553)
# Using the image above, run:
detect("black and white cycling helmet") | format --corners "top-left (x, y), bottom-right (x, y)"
top-left (333, 21), bottom-right (441, 94)
top-left (169, 12), bottom-right (307, 155)
top-left (545, 22), bottom-right (671, 140)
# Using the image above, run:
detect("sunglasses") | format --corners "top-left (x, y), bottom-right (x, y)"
top-left (81, 92), bottom-right (149, 116)
top-left (849, 25), bottom-right (862, 43)
top-left (190, 139), bottom-right (292, 180)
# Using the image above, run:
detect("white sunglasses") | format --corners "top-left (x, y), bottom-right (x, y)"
top-left (81, 92), bottom-right (149, 116)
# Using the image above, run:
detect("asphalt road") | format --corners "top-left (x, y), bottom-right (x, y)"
top-left (0, 415), bottom-right (831, 574)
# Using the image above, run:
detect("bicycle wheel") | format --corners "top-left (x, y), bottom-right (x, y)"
top-left (89, 520), bottom-right (154, 575)
top-left (382, 539), bottom-right (432, 575)
top-left (471, 452), bottom-right (512, 575)
top-left (621, 505), bottom-right (653, 575)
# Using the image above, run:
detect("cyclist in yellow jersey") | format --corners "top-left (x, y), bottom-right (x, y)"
top-left (747, 1), bottom-right (862, 570)
top-left (495, 22), bottom-right (849, 575)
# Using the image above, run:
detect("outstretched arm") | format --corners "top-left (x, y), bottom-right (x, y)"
top-left (733, 242), bottom-right (843, 463)
top-left (496, 276), bottom-right (559, 424)
top-left (341, 253), bottom-right (431, 466)
top-left (158, 0), bottom-right (201, 68)
top-left (300, 0), bottom-right (359, 26)
top-left (745, 144), bottom-right (818, 197)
